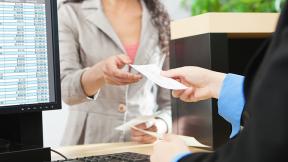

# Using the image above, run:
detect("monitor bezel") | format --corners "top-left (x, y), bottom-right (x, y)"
top-left (0, 0), bottom-right (61, 114)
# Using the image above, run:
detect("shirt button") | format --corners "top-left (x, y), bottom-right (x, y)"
top-left (118, 104), bottom-right (126, 113)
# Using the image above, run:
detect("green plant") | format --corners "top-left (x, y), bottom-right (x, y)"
top-left (181, 0), bottom-right (285, 16)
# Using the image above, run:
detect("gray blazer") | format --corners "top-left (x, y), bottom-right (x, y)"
top-left (58, 0), bottom-right (171, 145)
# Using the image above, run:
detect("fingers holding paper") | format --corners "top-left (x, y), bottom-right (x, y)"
top-left (130, 123), bottom-right (157, 144)
top-left (161, 66), bottom-right (226, 102)
top-left (100, 55), bottom-right (142, 85)
top-left (172, 87), bottom-right (214, 102)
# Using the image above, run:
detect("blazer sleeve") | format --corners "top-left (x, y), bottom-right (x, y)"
top-left (178, 22), bottom-right (288, 162)
top-left (156, 55), bottom-right (172, 133)
top-left (58, 5), bottom-right (89, 105)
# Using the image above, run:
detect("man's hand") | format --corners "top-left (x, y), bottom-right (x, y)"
top-left (161, 66), bottom-right (226, 102)
top-left (130, 123), bottom-right (157, 144)
top-left (151, 134), bottom-right (191, 162)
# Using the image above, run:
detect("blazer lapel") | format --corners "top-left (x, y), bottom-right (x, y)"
top-left (81, 0), bottom-right (125, 53)
top-left (81, 0), bottom-right (159, 65)
top-left (133, 0), bottom-right (159, 65)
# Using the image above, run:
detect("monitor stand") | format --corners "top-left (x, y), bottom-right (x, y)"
top-left (0, 112), bottom-right (51, 162)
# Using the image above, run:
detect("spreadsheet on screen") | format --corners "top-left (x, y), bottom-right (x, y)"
top-left (0, 0), bottom-right (54, 107)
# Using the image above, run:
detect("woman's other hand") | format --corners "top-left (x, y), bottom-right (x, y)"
top-left (161, 66), bottom-right (226, 102)
top-left (130, 123), bottom-right (157, 144)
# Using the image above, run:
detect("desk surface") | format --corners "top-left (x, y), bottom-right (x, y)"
top-left (171, 13), bottom-right (279, 40)
top-left (51, 142), bottom-right (211, 161)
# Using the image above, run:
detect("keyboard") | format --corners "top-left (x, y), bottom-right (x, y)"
top-left (52, 152), bottom-right (150, 162)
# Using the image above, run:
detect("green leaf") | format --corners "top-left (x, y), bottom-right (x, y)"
top-left (181, 0), bottom-right (281, 16)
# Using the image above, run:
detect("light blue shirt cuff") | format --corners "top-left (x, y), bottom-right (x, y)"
top-left (218, 73), bottom-right (245, 138)
top-left (171, 152), bottom-right (192, 162)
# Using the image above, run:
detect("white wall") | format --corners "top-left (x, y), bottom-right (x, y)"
top-left (43, 103), bottom-right (69, 148)
top-left (43, 0), bottom-right (190, 148)
top-left (163, 0), bottom-right (190, 20)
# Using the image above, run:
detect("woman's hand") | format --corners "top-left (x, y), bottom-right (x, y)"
top-left (98, 55), bottom-right (142, 85)
top-left (81, 55), bottom-right (142, 96)
top-left (130, 123), bottom-right (157, 144)
top-left (150, 134), bottom-right (191, 162)
top-left (161, 66), bottom-right (226, 102)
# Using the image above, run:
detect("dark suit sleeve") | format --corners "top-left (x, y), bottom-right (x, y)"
top-left (179, 21), bottom-right (288, 162)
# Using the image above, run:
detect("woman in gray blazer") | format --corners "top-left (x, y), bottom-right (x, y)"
top-left (58, 0), bottom-right (172, 145)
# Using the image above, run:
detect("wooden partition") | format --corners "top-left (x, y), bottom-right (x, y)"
top-left (170, 13), bottom-right (279, 148)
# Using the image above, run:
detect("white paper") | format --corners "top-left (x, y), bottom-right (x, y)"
top-left (177, 135), bottom-right (210, 148)
top-left (130, 126), bottom-right (210, 148)
top-left (130, 64), bottom-right (188, 90)
top-left (130, 125), bottom-right (163, 140)
top-left (115, 114), bottom-right (158, 131)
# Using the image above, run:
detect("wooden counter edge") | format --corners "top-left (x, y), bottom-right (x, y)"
top-left (171, 12), bottom-right (279, 40)
top-left (51, 142), bottom-right (211, 161)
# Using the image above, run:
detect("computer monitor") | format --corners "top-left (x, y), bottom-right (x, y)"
top-left (0, 0), bottom-right (61, 114)
top-left (0, 0), bottom-right (60, 161)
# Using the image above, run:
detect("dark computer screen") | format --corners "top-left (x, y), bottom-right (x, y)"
top-left (0, 0), bottom-right (61, 114)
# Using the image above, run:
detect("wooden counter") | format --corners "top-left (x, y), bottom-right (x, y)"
top-left (51, 142), bottom-right (210, 161)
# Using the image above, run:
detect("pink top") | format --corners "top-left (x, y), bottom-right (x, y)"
top-left (124, 43), bottom-right (139, 63)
